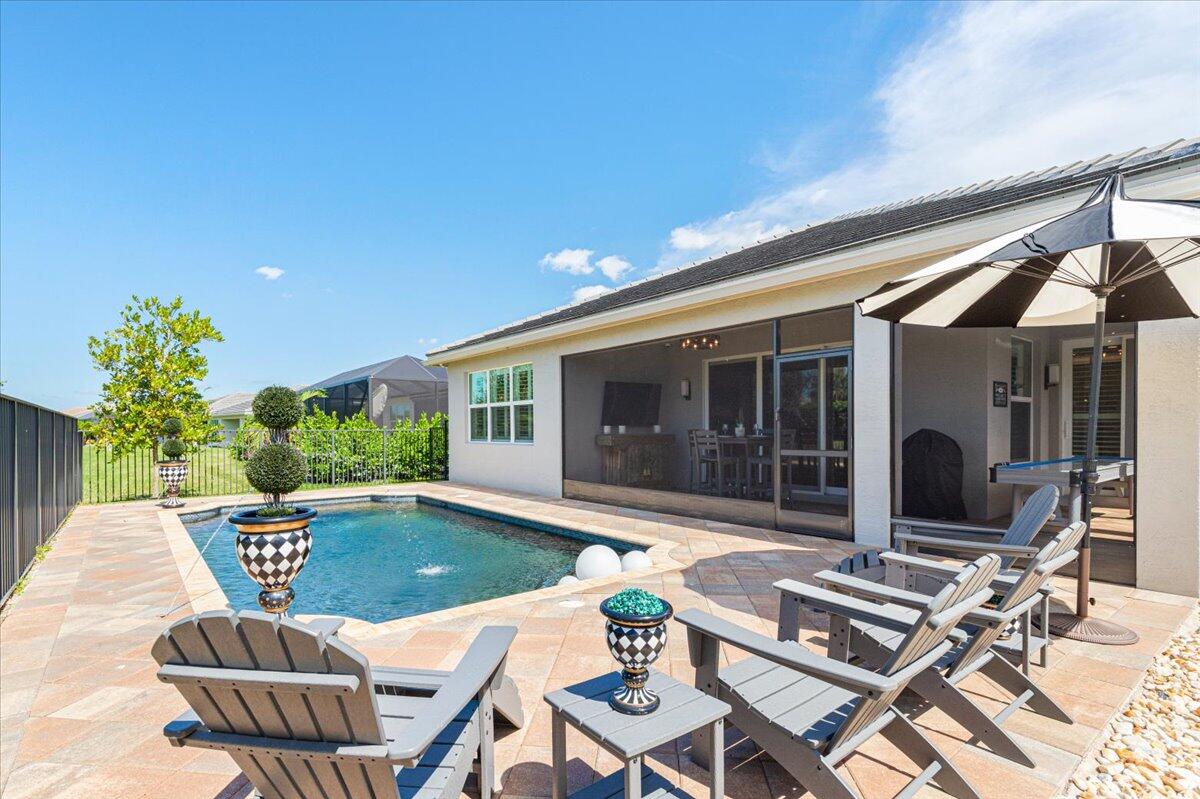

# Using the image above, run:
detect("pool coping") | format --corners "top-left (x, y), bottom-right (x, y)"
top-left (159, 483), bottom-right (683, 641)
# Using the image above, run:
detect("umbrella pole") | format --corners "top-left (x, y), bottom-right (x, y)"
top-left (1047, 243), bottom-right (1138, 645)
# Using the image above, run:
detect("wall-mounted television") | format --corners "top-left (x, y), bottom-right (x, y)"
top-left (601, 381), bottom-right (662, 427)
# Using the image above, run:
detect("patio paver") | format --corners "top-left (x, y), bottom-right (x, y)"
top-left (0, 483), bottom-right (1195, 799)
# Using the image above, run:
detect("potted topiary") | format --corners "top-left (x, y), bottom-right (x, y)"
top-left (157, 417), bottom-right (189, 508)
top-left (230, 386), bottom-right (316, 614)
top-left (599, 588), bottom-right (674, 714)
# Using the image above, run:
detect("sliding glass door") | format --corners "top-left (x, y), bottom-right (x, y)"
top-left (774, 348), bottom-right (851, 537)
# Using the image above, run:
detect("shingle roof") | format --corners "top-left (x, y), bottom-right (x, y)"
top-left (308, 355), bottom-right (447, 390)
top-left (432, 138), bottom-right (1200, 356)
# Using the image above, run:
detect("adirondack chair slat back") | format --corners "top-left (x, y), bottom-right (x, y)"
top-left (829, 554), bottom-right (1000, 751)
top-left (153, 610), bottom-right (397, 799)
top-left (949, 522), bottom-right (1085, 676)
top-left (998, 484), bottom-right (1060, 566)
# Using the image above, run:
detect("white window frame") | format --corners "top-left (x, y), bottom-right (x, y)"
top-left (1010, 336), bottom-right (1034, 462)
top-left (467, 363), bottom-right (534, 444)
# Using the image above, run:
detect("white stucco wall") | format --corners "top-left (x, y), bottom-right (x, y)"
top-left (447, 344), bottom-right (565, 497)
top-left (1135, 317), bottom-right (1200, 597)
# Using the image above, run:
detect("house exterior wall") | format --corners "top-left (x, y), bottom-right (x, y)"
top-left (1136, 317), bottom-right (1200, 597)
top-left (447, 266), bottom-right (907, 511)
top-left (437, 167), bottom-right (1199, 590)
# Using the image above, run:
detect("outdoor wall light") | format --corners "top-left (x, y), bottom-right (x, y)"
top-left (680, 334), bottom-right (720, 351)
top-left (680, 378), bottom-right (691, 401)
top-left (1045, 363), bottom-right (1061, 389)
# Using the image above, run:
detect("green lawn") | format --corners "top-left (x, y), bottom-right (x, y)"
top-left (83, 444), bottom-right (252, 503)
top-left (81, 443), bottom-right (436, 504)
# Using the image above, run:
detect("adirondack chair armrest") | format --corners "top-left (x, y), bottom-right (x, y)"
top-left (676, 608), bottom-right (898, 697)
top-left (1035, 548), bottom-right (1079, 576)
top-left (163, 709), bottom-right (203, 744)
top-left (385, 625), bottom-right (517, 764)
top-left (304, 616), bottom-right (346, 638)
top-left (894, 532), bottom-right (1039, 560)
top-left (879, 552), bottom-right (1036, 595)
top-left (775, 579), bottom-right (921, 635)
top-left (807, 571), bottom-right (932, 610)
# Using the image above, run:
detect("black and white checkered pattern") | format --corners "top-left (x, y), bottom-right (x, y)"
top-left (605, 621), bottom-right (667, 669)
top-left (235, 528), bottom-right (312, 591)
top-left (157, 463), bottom-right (188, 488)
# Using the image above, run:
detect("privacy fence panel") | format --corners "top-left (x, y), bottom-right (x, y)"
top-left (82, 420), bottom-right (449, 504)
top-left (1, 395), bottom-right (82, 604)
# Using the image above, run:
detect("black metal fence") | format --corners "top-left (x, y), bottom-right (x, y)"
top-left (1, 395), bottom-right (83, 604)
top-left (83, 420), bottom-right (449, 504)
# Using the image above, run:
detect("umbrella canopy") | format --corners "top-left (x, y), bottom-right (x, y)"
top-left (857, 173), bottom-right (1200, 645)
top-left (859, 175), bottom-right (1199, 327)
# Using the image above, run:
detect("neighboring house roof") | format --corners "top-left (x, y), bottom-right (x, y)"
top-left (208, 392), bottom-right (256, 418)
top-left (431, 137), bottom-right (1200, 357)
top-left (308, 355), bottom-right (448, 390)
top-left (62, 406), bottom-right (95, 421)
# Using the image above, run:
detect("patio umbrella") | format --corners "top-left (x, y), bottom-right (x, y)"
top-left (857, 173), bottom-right (1199, 645)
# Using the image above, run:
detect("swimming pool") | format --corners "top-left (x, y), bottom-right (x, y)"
top-left (182, 497), bottom-right (634, 623)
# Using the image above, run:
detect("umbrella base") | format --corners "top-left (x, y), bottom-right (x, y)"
top-left (1045, 612), bottom-right (1139, 645)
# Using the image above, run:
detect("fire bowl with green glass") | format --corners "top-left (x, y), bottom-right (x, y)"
top-left (600, 588), bottom-right (674, 714)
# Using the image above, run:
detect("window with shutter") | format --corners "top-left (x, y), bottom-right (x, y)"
top-left (467, 364), bottom-right (533, 444)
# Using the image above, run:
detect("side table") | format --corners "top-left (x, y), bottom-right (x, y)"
top-left (544, 670), bottom-right (730, 799)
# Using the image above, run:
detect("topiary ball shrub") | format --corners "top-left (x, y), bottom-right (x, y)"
top-left (253, 386), bottom-right (303, 431)
top-left (161, 438), bottom-right (187, 460)
top-left (162, 417), bottom-right (184, 436)
top-left (245, 443), bottom-right (306, 498)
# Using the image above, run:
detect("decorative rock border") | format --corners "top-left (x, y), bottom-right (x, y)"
top-left (1063, 612), bottom-right (1200, 798)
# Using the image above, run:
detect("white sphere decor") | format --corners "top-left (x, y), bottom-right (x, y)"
top-left (557, 575), bottom-right (579, 586)
top-left (575, 545), bottom-right (622, 580)
top-left (620, 550), bottom-right (653, 573)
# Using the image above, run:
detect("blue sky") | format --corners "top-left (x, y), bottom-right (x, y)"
top-left (2, 2), bottom-right (1196, 410)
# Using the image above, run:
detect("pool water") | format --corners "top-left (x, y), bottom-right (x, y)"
top-left (183, 498), bottom-right (629, 623)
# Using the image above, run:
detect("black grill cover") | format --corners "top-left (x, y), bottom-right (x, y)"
top-left (902, 429), bottom-right (968, 520)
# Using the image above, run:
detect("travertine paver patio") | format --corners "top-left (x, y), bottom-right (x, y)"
top-left (0, 483), bottom-right (1195, 799)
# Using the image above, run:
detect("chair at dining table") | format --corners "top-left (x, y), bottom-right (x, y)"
top-left (690, 429), bottom-right (743, 497)
top-left (746, 434), bottom-right (773, 500)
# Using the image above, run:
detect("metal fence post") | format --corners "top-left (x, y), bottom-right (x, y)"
top-left (330, 430), bottom-right (336, 486)
top-left (382, 428), bottom-right (388, 482)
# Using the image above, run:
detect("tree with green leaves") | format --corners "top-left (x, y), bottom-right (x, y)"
top-left (84, 295), bottom-right (224, 457)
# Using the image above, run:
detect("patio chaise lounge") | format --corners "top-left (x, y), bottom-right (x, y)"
top-left (787, 521), bottom-right (1086, 768)
top-left (678, 553), bottom-right (1001, 799)
top-left (152, 610), bottom-right (519, 799)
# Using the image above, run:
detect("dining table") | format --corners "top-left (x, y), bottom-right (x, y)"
top-left (716, 433), bottom-right (772, 497)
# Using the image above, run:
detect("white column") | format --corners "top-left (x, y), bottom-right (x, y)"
top-left (1136, 318), bottom-right (1200, 597)
top-left (853, 308), bottom-right (892, 549)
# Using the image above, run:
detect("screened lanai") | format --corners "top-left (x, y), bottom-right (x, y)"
top-left (306, 354), bottom-right (448, 427)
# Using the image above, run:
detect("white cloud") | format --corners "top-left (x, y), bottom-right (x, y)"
top-left (540, 248), bottom-right (594, 275)
top-left (255, 266), bottom-right (285, 280)
top-left (571, 285), bottom-right (614, 304)
top-left (417, 337), bottom-right (439, 346)
top-left (596, 255), bottom-right (634, 282)
top-left (662, 1), bottom-right (1199, 268)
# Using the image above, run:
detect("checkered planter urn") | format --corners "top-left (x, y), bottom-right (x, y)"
top-left (157, 461), bottom-right (189, 508)
top-left (230, 507), bottom-right (317, 614)
top-left (600, 595), bottom-right (674, 715)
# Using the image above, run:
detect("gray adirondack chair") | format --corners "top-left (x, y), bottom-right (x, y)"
top-left (678, 554), bottom-right (1001, 799)
top-left (152, 610), bottom-right (519, 799)
top-left (794, 522), bottom-right (1086, 768)
top-left (893, 484), bottom-right (1061, 575)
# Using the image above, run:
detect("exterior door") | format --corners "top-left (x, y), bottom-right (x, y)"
top-left (774, 348), bottom-right (852, 537)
